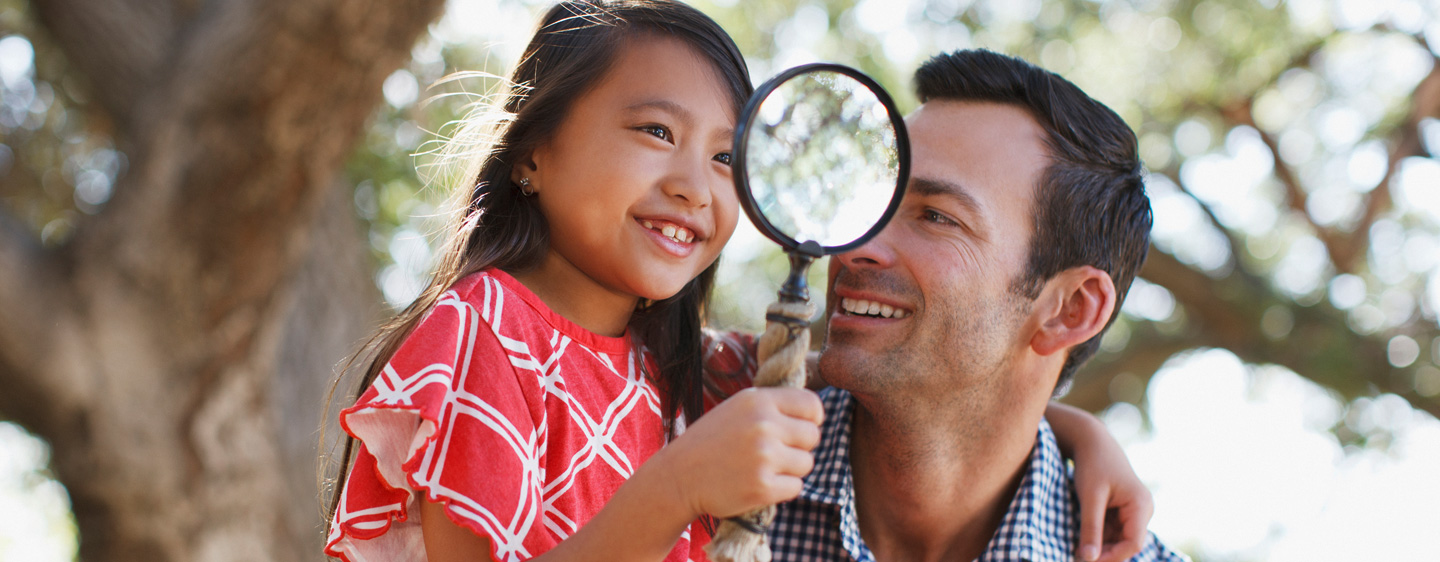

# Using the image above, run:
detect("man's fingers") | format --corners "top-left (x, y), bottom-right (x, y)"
top-left (1075, 486), bottom-right (1107, 562)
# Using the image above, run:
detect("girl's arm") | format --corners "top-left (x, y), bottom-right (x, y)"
top-left (1044, 402), bottom-right (1155, 562)
top-left (422, 386), bottom-right (824, 562)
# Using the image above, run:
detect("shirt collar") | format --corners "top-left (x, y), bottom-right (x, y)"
top-left (804, 388), bottom-right (1077, 562)
top-left (976, 417), bottom-right (1077, 562)
top-left (798, 387), bottom-right (856, 506)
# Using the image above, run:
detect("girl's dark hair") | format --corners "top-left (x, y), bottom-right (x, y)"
top-left (323, 0), bottom-right (751, 520)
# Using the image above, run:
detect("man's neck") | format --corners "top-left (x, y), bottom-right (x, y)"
top-left (848, 392), bottom-right (1043, 562)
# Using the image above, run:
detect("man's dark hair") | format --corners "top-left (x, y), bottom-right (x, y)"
top-left (914, 49), bottom-right (1151, 390)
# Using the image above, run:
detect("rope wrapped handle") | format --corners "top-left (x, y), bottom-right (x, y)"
top-left (704, 300), bottom-right (814, 562)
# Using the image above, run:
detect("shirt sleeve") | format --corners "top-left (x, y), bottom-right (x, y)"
top-left (326, 292), bottom-right (543, 562)
top-left (700, 330), bottom-right (760, 409)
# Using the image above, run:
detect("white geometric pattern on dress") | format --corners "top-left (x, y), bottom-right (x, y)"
top-left (325, 270), bottom-right (707, 562)
top-left (411, 282), bottom-right (543, 562)
top-left (344, 272), bottom-right (674, 561)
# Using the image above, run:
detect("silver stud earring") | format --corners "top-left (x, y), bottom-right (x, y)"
top-left (518, 177), bottom-right (535, 197)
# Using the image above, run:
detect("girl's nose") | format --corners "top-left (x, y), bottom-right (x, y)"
top-left (660, 154), bottom-right (714, 208)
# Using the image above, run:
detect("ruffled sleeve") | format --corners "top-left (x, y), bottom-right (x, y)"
top-left (326, 288), bottom-right (543, 562)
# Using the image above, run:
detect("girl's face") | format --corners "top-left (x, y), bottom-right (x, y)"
top-left (524, 35), bottom-right (740, 302)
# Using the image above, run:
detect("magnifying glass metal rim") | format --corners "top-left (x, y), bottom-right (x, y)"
top-left (731, 62), bottom-right (911, 257)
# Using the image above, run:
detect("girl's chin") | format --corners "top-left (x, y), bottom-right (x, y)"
top-left (632, 282), bottom-right (691, 305)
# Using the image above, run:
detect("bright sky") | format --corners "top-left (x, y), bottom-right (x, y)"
top-left (1115, 350), bottom-right (1440, 560)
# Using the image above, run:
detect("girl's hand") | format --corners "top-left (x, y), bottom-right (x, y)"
top-left (1045, 402), bottom-right (1154, 562)
top-left (650, 387), bottom-right (823, 519)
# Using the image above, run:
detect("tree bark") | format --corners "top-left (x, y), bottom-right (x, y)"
top-left (0, 0), bottom-right (442, 560)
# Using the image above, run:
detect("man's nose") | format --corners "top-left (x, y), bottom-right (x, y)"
top-left (833, 224), bottom-right (898, 269)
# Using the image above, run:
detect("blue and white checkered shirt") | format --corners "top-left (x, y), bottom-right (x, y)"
top-left (770, 387), bottom-right (1188, 562)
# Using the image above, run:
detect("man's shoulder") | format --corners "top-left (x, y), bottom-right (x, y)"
top-left (993, 420), bottom-right (1189, 562)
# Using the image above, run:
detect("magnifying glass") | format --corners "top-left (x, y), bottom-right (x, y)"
top-left (707, 63), bottom-right (909, 562)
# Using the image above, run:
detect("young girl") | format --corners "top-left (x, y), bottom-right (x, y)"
top-left (324, 2), bottom-right (1151, 561)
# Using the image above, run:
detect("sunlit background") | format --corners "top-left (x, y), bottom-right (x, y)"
top-left (3, 0), bottom-right (1440, 560)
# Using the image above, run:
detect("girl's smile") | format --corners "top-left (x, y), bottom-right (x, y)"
top-left (636, 216), bottom-right (704, 256)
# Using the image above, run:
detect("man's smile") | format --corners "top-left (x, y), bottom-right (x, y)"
top-left (838, 297), bottom-right (912, 319)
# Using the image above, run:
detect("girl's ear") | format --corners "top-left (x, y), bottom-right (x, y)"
top-left (1029, 266), bottom-right (1117, 357)
top-left (510, 151), bottom-right (539, 184)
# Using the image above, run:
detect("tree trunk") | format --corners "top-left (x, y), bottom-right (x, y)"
top-left (0, 0), bottom-right (444, 560)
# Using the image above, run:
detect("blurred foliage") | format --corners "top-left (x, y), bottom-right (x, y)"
top-left (0, 0), bottom-right (123, 247)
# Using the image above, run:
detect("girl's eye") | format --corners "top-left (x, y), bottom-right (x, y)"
top-left (713, 152), bottom-right (732, 166)
top-left (640, 125), bottom-right (672, 142)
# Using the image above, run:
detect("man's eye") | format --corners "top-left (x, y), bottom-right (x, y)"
top-left (640, 125), bottom-right (672, 142)
top-left (923, 209), bottom-right (958, 226)
top-left (713, 152), bottom-right (732, 166)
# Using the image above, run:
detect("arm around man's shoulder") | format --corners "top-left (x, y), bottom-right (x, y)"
top-left (1126, 532), bottom-right (1191, 562)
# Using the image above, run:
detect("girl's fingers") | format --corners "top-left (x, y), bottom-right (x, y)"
top-left (1096, 502), bottom-right (1145, 562)
top-left (774, 414), bottom-right (821, 451)
top-left (1098, 536), bottom-right (1142, 562)
top-left (1075, 485), bottom-right (1107, 562)
top-left (771, 441), bottom-right (816, 478)
top-left (768, 474), bottom-right (804, 503)
top-left (767, 387), bottom-right (825, 424)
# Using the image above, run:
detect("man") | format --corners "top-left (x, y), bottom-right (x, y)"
top-left (766, 50), bottom-right (1186, 562)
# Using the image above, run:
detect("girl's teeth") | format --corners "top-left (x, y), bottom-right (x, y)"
top-left (644, 220), bottom-right (694, 243)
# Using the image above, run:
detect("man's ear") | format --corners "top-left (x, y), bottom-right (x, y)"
top-left (1029, 266), bottom-right (1117, 357)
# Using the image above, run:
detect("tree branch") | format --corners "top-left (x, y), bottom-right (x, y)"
top-left (27, 0), bottom-right (178, 129)
top-left (1103, 246), bottom-right (1440, 420)
top-left (1151, 165), bottom-right (1256, 279)
top-left (73, 0), bottom-right (447, 330)
top-left (1220, 42), bottom-right (1440, 274)
top-left (1333, 50), bottom-right (1440, 268)
top-left (1063, 330), bottom-right (1196, 414)
top-left (1220, 100), bottom-right (1359, 273)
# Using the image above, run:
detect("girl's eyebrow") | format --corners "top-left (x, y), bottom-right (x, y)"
top-left (624, 99), bottom-right (734, 142)
top-left (625, 100), bottom-right (694, 128)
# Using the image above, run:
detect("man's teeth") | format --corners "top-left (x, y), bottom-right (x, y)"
top-left (641, 220), bottom-right (694, 243)
top-left (840, 298), bottom-right (910, 318)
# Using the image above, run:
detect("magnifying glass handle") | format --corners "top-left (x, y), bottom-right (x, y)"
top-left (776, 242), bottom-right (821, 304)
top-left (707, 249), bottom-right (818, 562)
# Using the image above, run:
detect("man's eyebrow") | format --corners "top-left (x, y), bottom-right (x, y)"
top-left (910, 177), bottom-right (984, 216)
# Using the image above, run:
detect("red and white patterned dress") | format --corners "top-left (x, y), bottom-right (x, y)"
top-left (325, 269), bottom-right (711, 562)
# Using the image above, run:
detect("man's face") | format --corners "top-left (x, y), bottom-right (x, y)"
top-left (819, 100), bottom-right (1050, 402)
